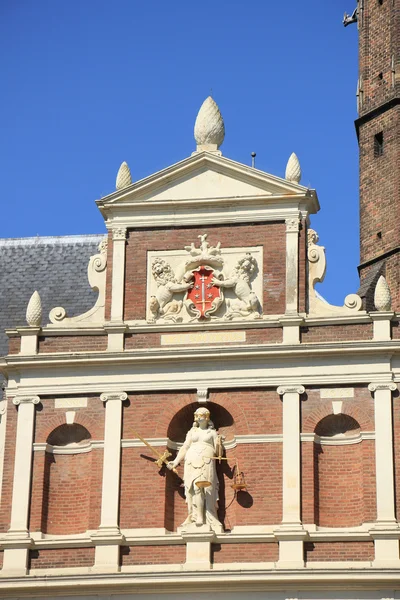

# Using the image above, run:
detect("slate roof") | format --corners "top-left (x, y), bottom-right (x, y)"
top-left (0, 234), bottom-right (106, 365)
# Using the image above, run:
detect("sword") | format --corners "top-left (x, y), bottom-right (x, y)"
top-left (131, 428), bottom-right (179, 474)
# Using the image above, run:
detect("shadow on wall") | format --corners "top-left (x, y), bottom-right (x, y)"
top-left (313, 414), bottom-right (365, 527)
top-left (41, 424), bottom-right (92, 534)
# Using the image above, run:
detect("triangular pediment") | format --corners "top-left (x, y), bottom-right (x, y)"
top-left (100, 152), bottom-right (310, 206)
top-left (97, 152), bottom-right (319, 227)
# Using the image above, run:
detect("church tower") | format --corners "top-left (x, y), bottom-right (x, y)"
top-left (356, 0), bottom-right (400, 309)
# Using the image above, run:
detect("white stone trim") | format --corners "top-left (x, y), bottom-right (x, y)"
top-left (0, 400), bottom-right (7, 506)
top-left (98, 392), bottom-right (126, 533)
top-left (110, 228), bottom-right (127, 322)
top-left (94, 391), bottom-right (126, 570)
top-left (277, 385), bottom-right (304, 527)
top-left (54, 397), bottom-right (88, 408)
top-left (320, 387), bottom-right (354, 398)
top-left (300, 432), bottom-right (375, 445)
top-left (33, 440), bottom-right (104, 452)
top-left (3, 568), bottom-right (400, 594)
top-left (285, 217), bottom-right (300, 314)
top-left (8, 396), bottom-right (40, 536)
top-left (368, 383), bottom-right (398, 526)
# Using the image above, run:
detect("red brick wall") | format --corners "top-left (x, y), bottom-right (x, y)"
top-left (38, 335), bottom-right (107, 353)
top-left (124, 326), bottom-right (282, 350)
top-left (34, 396), bottom-right (105, 443)
top-left (123, 223), bottom-right (287, 320)
top-left (304, 542), bottom-right (374, 562)
top-left (29, 548), bottom-right (95, 569)
top-left (120, 545), bottom-right (185, 566)
top-left (359, 0), bottom-right (397, 114)
top-left (120, 390), bottom-right (282, 531)
top-left (41, 452), bottom-right (93, 534)
top-left (314, 443), bottom-right (364, 527)
top-left (302, 387), bottom-right (375, 432)
top-left (0, 401), bottom-right (17, 532)
top-left (29, 397), bottom-right (104, 534)
top-left (392, 320), bottom-right (400, 339)
top-left (300, 323), bottom-right (373, 343)
top-left (301, 387), bottom-right (376, 525)
top-left (7, 338), bottom-right (20, 354)
top-left (212, 542), bottom-right (279, 563)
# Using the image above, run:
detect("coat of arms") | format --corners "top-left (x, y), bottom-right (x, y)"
top-left (148, 234), bottom-right (261, 323)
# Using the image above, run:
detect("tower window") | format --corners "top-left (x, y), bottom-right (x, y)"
top-left (378, 0), bottom-right (383, 5)
top-left (374, 132), bottom-right (384, 157)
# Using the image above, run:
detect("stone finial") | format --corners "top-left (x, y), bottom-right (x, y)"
top-left (194, 96), bottom-right (225, 153)
top-left (116, 161), bottom-right (132, 190)
top-left (374, 275), bottom-right (392, 311)
top-left (26, 291), bottom-right (42, 327)
top-left (285, 152), bottom-right (302, 184)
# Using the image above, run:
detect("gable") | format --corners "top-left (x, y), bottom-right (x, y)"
top-left (138, 165), bottom-right (274, 202)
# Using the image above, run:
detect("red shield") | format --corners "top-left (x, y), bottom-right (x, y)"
top-left (186, 266), bottom-right (221, 319)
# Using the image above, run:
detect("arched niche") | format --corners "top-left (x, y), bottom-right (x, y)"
top-left (165, 402), bottom-right (235, 532)
top-left (41, 423), bottom-right (92, 534)
top-left (313, 414), bottom-right (364, 527)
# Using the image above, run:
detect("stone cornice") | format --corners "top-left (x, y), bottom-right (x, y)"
top-left (2, 566), bottom-right (400, 594)
top-left (2, 340), bottom-right (399, 371)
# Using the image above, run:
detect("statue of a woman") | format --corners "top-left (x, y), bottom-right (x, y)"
top-left (167, 407), bottom-right (223, 531)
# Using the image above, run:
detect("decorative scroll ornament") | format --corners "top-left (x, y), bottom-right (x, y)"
top-left (26, 291), bottom-right (42, 327)
top-left (116, 161), bottom-right (132, 190)
top-left (374, 275), bottom-right (392, 311)
top-left (148, 234), bottom-right (261, 323)
top-left (49, 239), bottom-right (108, 326)
top-left (285, 152), bottom-right (301, 184)
top-left (194, 96), bottom-right (225, 151)
top-left (307, 229), bottom-right (362, 316)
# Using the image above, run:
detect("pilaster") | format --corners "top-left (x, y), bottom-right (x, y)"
top-left (368, 382), bottom-right (400, 566)
top-left (285, 217), bottom-right (300, 315)
top-left (110, 227), bottom-right (127, 323)
top-left (275, 384), bottom-right (305, 568)
top-left (93, 391), bottom-right (127, 572)
top-left (3, 395), bottom-right (40, 575)
top-left (17, 327), bottom-right (40, 355)
top-left (370, 311), bottom-right (394, 341)
top-left (181, 526), bottom-right (214, 570)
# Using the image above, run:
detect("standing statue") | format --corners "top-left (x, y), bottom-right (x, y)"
top-left (167, 407), bottom-right (223, 531)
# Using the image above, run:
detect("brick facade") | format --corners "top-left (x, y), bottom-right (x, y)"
top-left (123, 223), bottom-right (287, 320)
top-left (358, 0), bottom-right (400, 309)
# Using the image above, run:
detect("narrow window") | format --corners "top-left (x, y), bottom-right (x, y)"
top-left (374, 132), bottom-right (384, 157)
top-left (378, 0), bottom-right (383, 5)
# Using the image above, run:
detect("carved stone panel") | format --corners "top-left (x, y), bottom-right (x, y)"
top-left (146, 235), bottom-right (263, 324)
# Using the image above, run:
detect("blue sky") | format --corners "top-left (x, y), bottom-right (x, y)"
top-left (1, 1), bottom-right (359, 306)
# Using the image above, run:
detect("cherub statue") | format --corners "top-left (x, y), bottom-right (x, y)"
top-left (149, 258), bottom-right (193, 322)
top-left (212, 253), bottom-right (261, 319)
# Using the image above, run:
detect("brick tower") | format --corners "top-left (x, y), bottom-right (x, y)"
top-left (356, 0), bottom-right (400, 310)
